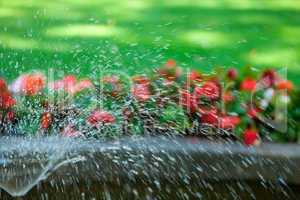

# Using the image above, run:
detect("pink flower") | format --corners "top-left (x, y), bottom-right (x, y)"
top-left (49, 75), bottom-right (93, 94)
top-left (194, 81), bottom-right (220, 100)
top-left (11, 73), bottom-right (45, 95)
top-left (131, 76), bottom-right (151, 102)
top-left (62, 75), bottom-right (77, 90)
top-left (240, 78), bottom-right (256, 91)
top-left (69, 79), bottom-right (93, 94)
top-left (49, 75), bottom-right (76, 92)
top-left (87, 110), bottom-right (115, 126)
top-left (61, 125), bottom-right (82, 137)
top-left (132, 84), bottom-right (151, 102)
top-left (49, 80), bottom-right (64, 90)
top-left (162, 80), bottom-right (175, 86)
top-left (179, 90), bottom-right (198, 113)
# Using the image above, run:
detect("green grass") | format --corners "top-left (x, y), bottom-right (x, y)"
top-left (1, 0), bottom-right (300, 83)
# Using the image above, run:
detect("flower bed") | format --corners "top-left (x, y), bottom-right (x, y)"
top-left (0, 60), bottom-right (299, 145)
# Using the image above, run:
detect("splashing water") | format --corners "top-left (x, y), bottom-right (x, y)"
top-left (0, 136), bottom-right (299, 199)
top-left (0, 137), bottom-right (86, 196)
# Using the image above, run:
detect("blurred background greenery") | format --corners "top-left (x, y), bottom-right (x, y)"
top-left (0, 0), bottom-right (300, 83)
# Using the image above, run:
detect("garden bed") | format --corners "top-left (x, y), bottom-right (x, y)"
top-left (1, 60), bottom-right (299, 145)
top-left (0, 60), bottom-right (300, 198)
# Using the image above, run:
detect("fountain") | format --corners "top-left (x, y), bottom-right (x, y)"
top-left (0, 136), bottom-right (299, 199)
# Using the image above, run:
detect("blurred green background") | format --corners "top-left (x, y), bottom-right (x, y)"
top-left (0, 0), bottom-right (300, 83)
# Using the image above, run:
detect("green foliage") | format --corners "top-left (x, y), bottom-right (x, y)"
top-left (160, 104), bottom-right (190, 132)
top-left (1, 0), bottom-right (300, 84)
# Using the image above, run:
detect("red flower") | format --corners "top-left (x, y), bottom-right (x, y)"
top-left (11, 73), bottom-right (45, 95)
top-left (165, 59), bottom-right (176, 68)
top-left (243, 129), bottom-right (259, 146)
top-left (122, 107), bottom-right (133, 119)
top-left (188, 70), bottom-right (202, 83)
top-left (158, 60), bottom-right (181, 81)
top-left (222, 91), bottom-right (234, 103)
top-left (6, 111), bottom-right (15, 122)
top-left (0, 92), bottom-right (16, 109)
top-left (200, 107), bottom-right (218, 124)
top-left (218, 116), bottom-right (241, 129)
top-left (132, 75), bottom-right (150, 84)
top-left (0, 111), bottom-right (15, 122)
top-left (194, 81), bottom-right (220, 100)
top-left (261, 69), bottom-right (277, 87)
top-left (180, 90), bottom-right (198, 113)
top-left (0, 79), bottom-right (16, 109)
top-left (247, 107), bottom-right (261, 118)
top-left (276, 80), bottom-right (293, 91)
top-left (87, 110), bottom-right (115, 126)
top-left (40, 112), bottom-right (52, 129)
top-left (201, 113), bottom-right (218, 125)
top-left (227, 68), bottom-right (238, 80)
top-left (199, 107), bottom-right (240, 129)
top-left (42, 100), bottom-right (49, 109)
top-left (240, 78), bottom-right (256, 91)
top-left (0, 79), bottom-right (7, 91)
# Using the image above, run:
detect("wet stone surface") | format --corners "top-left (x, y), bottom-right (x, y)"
top-left (0, 136), bottom-right (299, 199)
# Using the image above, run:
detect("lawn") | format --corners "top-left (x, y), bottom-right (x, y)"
top-left (0, 0), bottom-right (300, 83)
